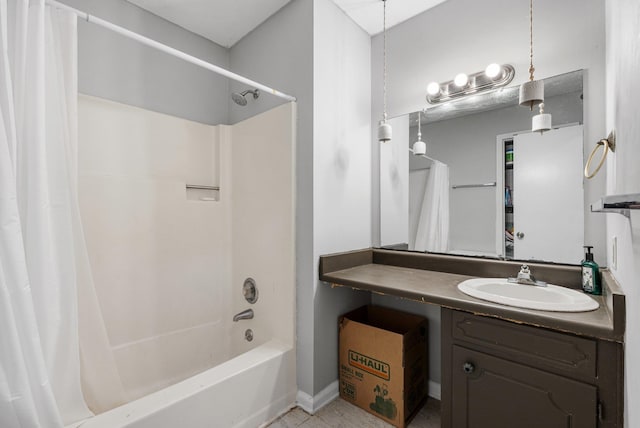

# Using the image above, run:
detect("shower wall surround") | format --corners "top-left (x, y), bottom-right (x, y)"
top-left (230, 103), bottom-right (296, 354)
top-left (78, 95), bottom-right (229, 401)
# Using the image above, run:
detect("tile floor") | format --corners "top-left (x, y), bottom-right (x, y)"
top-left (267, 398), bottom-right (441, 428)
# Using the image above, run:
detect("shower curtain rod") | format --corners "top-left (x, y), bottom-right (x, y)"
top-left (45, 0), bottom-right (297, 103)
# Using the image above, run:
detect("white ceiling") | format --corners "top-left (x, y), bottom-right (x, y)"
top-left (127, 0), bottom-right (449, 48)
top-left (333, 0), bottom-right (449, 35)
top-left (127, 0), bottom-right (293, 48)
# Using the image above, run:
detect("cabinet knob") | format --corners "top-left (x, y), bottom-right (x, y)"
top-left (462, 362), bottom-right (475, 374)
top-left (516, 231), bottom-right (525, 239)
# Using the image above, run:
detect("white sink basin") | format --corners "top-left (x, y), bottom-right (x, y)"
top-left (457, 278), bottom-right (599, 312)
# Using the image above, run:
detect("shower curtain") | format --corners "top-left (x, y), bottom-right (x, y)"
top-left (0, 1), bottom-right (122, 426)
top-left (413, 161), bottom-right (450, 252)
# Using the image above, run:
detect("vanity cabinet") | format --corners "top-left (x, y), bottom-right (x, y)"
top-left (442, 308), bottom-right (623, 428)
top-left (319, 248), bottom-right (626, 426)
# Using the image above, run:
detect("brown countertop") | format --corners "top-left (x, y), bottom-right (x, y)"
top-left (320, 248), bottom-right (625, 343)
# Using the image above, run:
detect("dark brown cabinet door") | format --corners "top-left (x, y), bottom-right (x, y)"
top-left (452, 346), bottom-right (597, 428)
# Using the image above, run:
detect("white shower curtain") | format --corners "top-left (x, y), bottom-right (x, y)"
top-left (0, 1), bottom-right (97, 426)
top-left (414, 161), bottom-right (450, 252)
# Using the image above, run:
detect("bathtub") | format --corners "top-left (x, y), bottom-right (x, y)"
top-left (67, 340), bottom-right (296, 428)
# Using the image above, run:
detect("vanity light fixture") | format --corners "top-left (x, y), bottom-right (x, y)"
top-left (377, 0), bottom-right (392, 143)
top-left (426, 63), bottom-right (515, 104)
top-left (412, 110), bottom-right (427, 156)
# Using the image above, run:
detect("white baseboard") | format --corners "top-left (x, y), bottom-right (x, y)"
top-left (296, 380), bottom-right (339, 415)
top-left (297, 379), bottom-right (439, 415)
top-left (428, 381), bottom-right (441, 400)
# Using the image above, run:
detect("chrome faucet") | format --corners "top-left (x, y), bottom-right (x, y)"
top-left (508, 264), bottom-right (547, 287)
top-left (233, 308), bottom-right (254, 322)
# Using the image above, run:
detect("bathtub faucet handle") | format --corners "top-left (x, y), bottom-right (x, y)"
top-left (233, 309), bottom-right (254, 322)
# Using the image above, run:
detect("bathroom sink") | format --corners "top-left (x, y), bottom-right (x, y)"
top-left (457, 278), bottom-right (599, 312)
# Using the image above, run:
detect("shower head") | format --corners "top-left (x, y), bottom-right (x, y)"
top-left (231, 89), bottom-right (260, 106)
top-left (232, 92), bottom-right (247, 106)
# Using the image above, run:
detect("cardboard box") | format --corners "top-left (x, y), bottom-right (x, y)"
top-left (339, 305), bottom-right (428, 428)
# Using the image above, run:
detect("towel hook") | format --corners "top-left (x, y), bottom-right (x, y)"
top-left (584, 131), bottom-right (615, 179)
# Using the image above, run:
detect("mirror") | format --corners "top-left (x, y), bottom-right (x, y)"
top-left (380, 70), bottom-right (588, 264)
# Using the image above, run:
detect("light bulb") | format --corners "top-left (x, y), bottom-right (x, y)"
top-left (485, 63), bottom-right (502, 79)
top-left (427, 82), bottom-right (440, 96)
top-left (454, 73), bottom-right (468, 87)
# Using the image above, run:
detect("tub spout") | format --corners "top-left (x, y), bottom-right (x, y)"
top-left (233, 309), bottom-right (254, 322)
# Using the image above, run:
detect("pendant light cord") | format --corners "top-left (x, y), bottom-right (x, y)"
top-left (382, 0), bottom-right (388, 122)
top-left (528, 0), bottom-right (535, 81)
top-left (417, 111), bottom-right (422, 140)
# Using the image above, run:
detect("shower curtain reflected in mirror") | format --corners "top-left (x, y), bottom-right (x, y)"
top-left (411, 161), bottom-right (450, 252)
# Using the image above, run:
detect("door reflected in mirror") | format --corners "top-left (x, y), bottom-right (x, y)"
top-left (380, 70), bottom-right (586, 264)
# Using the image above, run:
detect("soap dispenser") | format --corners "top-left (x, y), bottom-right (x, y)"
top-left (581, 246), bottom-right (601, 295)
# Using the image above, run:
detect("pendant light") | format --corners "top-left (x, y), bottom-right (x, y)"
top-left (519, 0), bottom-right (544, 110)
top-left (532, 102), bottom-right (551, 133)
top-left (377, 0), bottom-right (392, 143)
top-left (412, 111), bottom-right (426, 155)
top-left (519, 0), bottom-right (551, 133)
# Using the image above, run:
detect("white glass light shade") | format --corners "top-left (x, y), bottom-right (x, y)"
top-left (412, 140), bottom-right (426, 155)
top-left (454, 73), bottom-right (468, 87)
top-left (485, 63), bottom-right (502, 79)
top-left (532, 113), bottom-right (552, 133)
top-left (427, 82), bottom-right (440, 96)
top-left (378, 121), bottom-right (392, 142)
top-left (519, 79), bottom-right (544, 109)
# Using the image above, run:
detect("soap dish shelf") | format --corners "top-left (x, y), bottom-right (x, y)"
top-left (186, 184), bottom-right (220, 202)
top-left (591, 193), bottom-right (640, 217)
top-left (186, 184), bottom-right (220, 191)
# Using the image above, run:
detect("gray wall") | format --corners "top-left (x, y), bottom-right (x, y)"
top-left (59, 0), bottom-right (230, 125)
top-left (312, 0), bottom-right (373, 398)
top-left (228, 1), bottom-right (308, 125)
top-left (228, 0), bottom-right (316, 398)
top-left (604, 1), bottom-right (640, 426)
top-left (371, 295), bottom-right (442, 391)
top-left (231, 0), bottom-right (373, 404)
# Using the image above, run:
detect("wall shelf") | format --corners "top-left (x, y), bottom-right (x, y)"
top-left (186, 184), bottom-right (220, 202)
top-left (591, 193), bottom-right (640, 217)
top-left (186, 184), bottom-right (220, 191)
top-left (452, 182), bottom-right (496, 189)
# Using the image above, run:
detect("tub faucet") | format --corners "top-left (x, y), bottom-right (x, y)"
top-left (233, 309), bottom-right (254, 322)
top-left (508, 264), bottom-right (547, 287)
